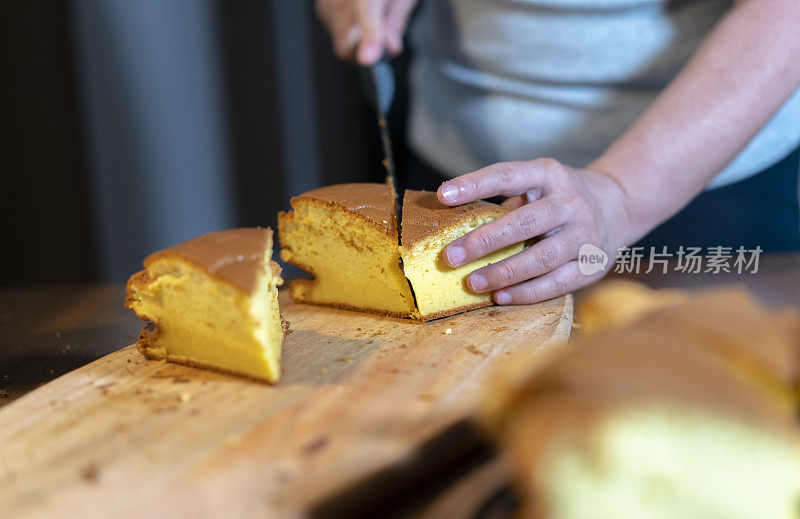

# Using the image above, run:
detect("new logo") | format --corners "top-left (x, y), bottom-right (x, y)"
top-left (578, 244), bottom-right (608, 276)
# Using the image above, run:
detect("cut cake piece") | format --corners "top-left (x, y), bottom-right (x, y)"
top-left (401, 190), bottom-right (525, 321)
top-left (577, 279), bottom-right (688, 335)
top-left (278, 183), bottom-right (417, 318)
top-left (125, 228), bottom-right (287, 383)
top-left (486, 291), bottom-right (800, 519)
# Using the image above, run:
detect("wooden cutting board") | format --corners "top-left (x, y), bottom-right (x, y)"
top-left (0, 292), bottom-right (572, 519)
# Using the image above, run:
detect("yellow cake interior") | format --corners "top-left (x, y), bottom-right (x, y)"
top-left (280, 199), bottom-right (417, 317)
top-left (537, 406), bottom-right (800, 519)
top-left (401, 216), bottom-right (525, 320)
top-left (577, 280), bottom-right (688, 335)
top-left (127, 247), bottom-right (284, 383)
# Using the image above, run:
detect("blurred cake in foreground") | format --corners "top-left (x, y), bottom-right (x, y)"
top-left (401, 190), bottom-right (525, 320)
top-left (484, 289), bottom-right (800, 519)
top-left (577, 279), bottom-right (688, 335)
top-left (278, 183), bottom-right (417, 318)
top-left (125, 228), bottom-right (287, 383)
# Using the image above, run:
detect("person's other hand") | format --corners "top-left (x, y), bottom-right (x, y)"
top-left (316, 0), bottom-right (418, 65)
top-left (437, 159), bottom-right (633, 304)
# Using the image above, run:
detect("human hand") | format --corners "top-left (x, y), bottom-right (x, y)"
top-left (316, 0), bottom-right (418, 65)
top-left (437, 159), bottom-right (633, 304)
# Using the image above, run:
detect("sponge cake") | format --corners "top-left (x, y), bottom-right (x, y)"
top-left (401, 190), bottom-right (525, 321)
top-left (125, 228), bottom-right (286, 383)
top-left (278, 183), bottom-right (417, 318)
top-left (487, 291), bottom-right (800, 519)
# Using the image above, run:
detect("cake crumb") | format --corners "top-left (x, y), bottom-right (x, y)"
top-left (444, 328), bottom-right (452, 335)
top-left (491, 326), bottom-right (508, 332)
top-left (466, 345), bottom-right (485, 356)
top-left (80, 463), bottom-right (99, 484)
top-left (178, 392), bottom-right (192, 403)
top-left (97, 382), bottom-right (115, 394)
top-left (302, 436), bottom-right (329, 455)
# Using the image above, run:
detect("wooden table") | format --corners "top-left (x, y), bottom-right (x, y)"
top-left (1, 253), bottom-right (799, 518)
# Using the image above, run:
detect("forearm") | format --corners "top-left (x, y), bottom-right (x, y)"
top-left (591, 0), bottom-right (800, 245)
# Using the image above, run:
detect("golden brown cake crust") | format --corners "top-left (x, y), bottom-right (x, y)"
top-left (289, 183), bottom-right (397, 238)
top-left (124, 270), bottom-right (151, 307)
top-left (401, 190), bottom-right (509, 247)
top-left (288, 279), bottom-right (417, 319)
top-left (419, 301), bottom-right (494, 321)
top-left (143, 228), bottom-right (273, 294)
top-left (137, 339), bottom-right (278, 385)
top-left (287, 280), bottom-right (490, 321)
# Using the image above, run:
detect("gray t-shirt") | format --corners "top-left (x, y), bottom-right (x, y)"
top-left (408, 0), bottom-right (800, 188)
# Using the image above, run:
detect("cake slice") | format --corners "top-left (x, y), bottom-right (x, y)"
top-left (576, 280), bottom-right (688, 335)
top-left (400, 190), bottom-right (525, 321)
top-left (485, 291), bottom-right (800, 519)
top-left (278, 183), bottom-right (417, 318)
top-left (125, 228), bottom-right (287, 383)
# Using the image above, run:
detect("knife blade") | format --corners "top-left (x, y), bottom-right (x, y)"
top-left (359, 57), bottom-right (397, 194)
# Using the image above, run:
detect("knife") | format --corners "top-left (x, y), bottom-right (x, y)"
top-left (359, 57), bottom-right (398, 194)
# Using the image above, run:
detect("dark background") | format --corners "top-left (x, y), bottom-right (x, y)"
top-left (1, 1), bottom-right (415, 285)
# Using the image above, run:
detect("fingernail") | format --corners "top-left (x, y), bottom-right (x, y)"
top-left (440, 184), bottom-right (458, 203)
top-left (445, 245), bottom-right (466, 266)
top-left (495, 291), bottom-right (512, 305)
top-left (469, 274), bottom-right (487, 292)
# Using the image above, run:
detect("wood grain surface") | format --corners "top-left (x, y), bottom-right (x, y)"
top-left (0, 292), bottom-right (572, 519)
